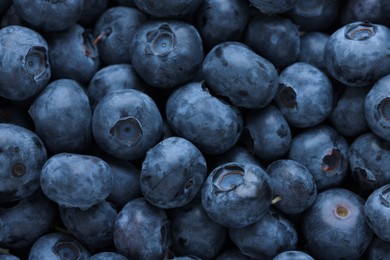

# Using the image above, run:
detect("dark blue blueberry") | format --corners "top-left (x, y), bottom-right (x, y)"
top-left (340, 0), bottom-right (388, 26)
top-left (215, 248), bottom-right (252, 260)
top-left (324, 21), bottom-right (390, 87)
top-left (47, 24), bottom-right (99, 85)
top-left (229, 209), bottom-right (298, 259)
top-left (0, 190), bottom-right (56, 249)
top-left (0, 123), bottom-right (47, 203)
top-left (302, 188), bottom-right (373, 259)
top-left (92, 89), bottom-right (163, 160)
top-left (166, 82), bottom-right (243, 154)
top-left (133, 0), bottom-right (202, 18)
top-left (87, 64), bottom-right (145, 110)
top-left (28, 232), bottom-right (91, 260)
top-left (40, 153), bottom-right (112, 209)
top-left (365, 75), bottom-right (390, 141)
top-left (203, 42), bottom-right (279, 109)
top-left (330, 85), bottom-right (369, 137)
top-left (267, 159), bottom-right (317, 214)
top-left (113, 198), bottom-right (171, 260)
top-left (244, 15), bottom-right (300, 69)
top-left (168, 199), bottom-right (227, 259)
top-left (242, 105), bottom-right (291, 161)
top-left (348, 132), bottom-right (390, 192)
top-left (60, 200), bottom-right (117, 250)
top-left (249, 0), bottom-right (297, 14)
top-left (93, 6), bottom-right (147, 65)
top-left (273, 251), bottom-right (314, 260)
top-left (88, 252), bottom-right (128, 260)
top-left (141, 137), bottom-right (207, 209)
top-left (0, 253), bottom-right (20, 260)
top-left (366, 236), bottom-right (390, 260)
top-left (364, 184), bottom-right (390, 242)
top-left (29, 79), bottom-right (92, 154)
top-left (131, 20), bottom-right (203, 89)
top-left (201, 162), bottom-right (272, 228)
top-left (289, 125), bottom-right (349, 191)
top-left (13, 0), bottom-right (84, 32)
top-left (275, 62), bottom-right (333, 128)
top-left (196, 0), bottom-right (249, 48)
top-left (77, 0), bottom-right (109, 28)
top-left (0, 26), bottom-right (50, 101)
top-left (298, 32), bottom-right (329, 72)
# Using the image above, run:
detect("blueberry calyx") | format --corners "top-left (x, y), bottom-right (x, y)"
top-left (53, 241), bottom-right (81, 259)
top-left (278, 84), bottom-right (297, 109)
top-left (12, 163), bottom-right (25, 177)
top-left (335, 205), bottom-right (350, 219)
top-left (145, 24), bottom-right (176, 56)
top-left (82, 31), bottom-right (98, 58)
top-left (379, 184), bottom-right (390, 208)
top-left (25, 46), bottom-right (49, 81)
top-left (345, 22), bottom-right (377, 41)
top-left (212, 164), bottom-right (244, 192)
top-left (110, 117), bottom-right (143, 145)
top-left (321, 148), bottom-right (341, 173)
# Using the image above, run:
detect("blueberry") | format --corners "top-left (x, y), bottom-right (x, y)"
top-left (93, 6), bottom-right (147, 65)
top-left (0, 26), bottom-right (50, 101)
top-left (203, 42), bottom-right (279, 109)
top-left (249, 0), bottom-right (297, 14)
top-left (141, 137), bottom-right (207, 209)
top-left (40, 153), bottom-right (112, 209)
top-left (201, 162), bottom-right (272, 228)
top-left (366, 236), bottom-right (390, 260)
top-left (133, 0), bottom-right (202, 18)
top-left (29, 79), bottom-right (92, 154)
top-left (324, 21), bottom-right (390, 87)
top-left (275, 62), bottom-right (333, 128)
top-left (131, 20), bottom-right (203, 89)
top-left (298, 32), bottom-right (329, 72)
top-left (0, 253), bottom-right (20, 260)
top-left (113, 198), bottom-right (171, 260)
top-left (92, 89), bottom-right (163, 160)
top-left (302, 188), bottom-right (373, 259)
top-left (88, 252), bottom-right (128, 260)
top-left (340, 0), bottom-right (388, 26)
top-left (77, 0), bottom-right (109, 28)
top-left (0, 123), bottom-right (47, 203)
top-left (166, 82), bottom-right (243, 154)
top-left (273, 251), bottom-right (314, 260)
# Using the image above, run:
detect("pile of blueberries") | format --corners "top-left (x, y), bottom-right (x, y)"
top-left (2, 0), bottom-right (390, 259)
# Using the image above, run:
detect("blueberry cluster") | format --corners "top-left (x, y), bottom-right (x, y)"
top-left (1, 0), bottom-right (390, 259)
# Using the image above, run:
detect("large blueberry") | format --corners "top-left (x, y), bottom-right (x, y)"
top-left (203, 42), bottom-right (279, 109)
top-left (0, 26), bottom-right (50, 101)
top-left (92, 89), bottom-right (163, 160)
top-left (133, 0), bottom-right (202, 18)
top-left (249, 0), bottom-right (297, 14)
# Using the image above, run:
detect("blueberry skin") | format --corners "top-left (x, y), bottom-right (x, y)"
top-left (88, 252), bottom-right (128, 260)
top-left (0, 123), bottom-right (47, 203)
top-left (367, 236), bottom-right (390, 260)
top-left (340, 0), bottom-right (388, 26)
top-left (0, 253), bottom-right (20, 260)
top-left (302, 188), bottom-right (373, 260)
top-left (166, 82), bottom-right (243, 154)
top-left (93, 6), bottom-right (147, 65)
top-left (229, 210), bottom-right (298, 259)
top-left (324, 21), bottom-right (390, 88)
top-left (196, 0), bottom-right (249, 48)
top-left (113, 198), bottom-right (171, 260)
top-left (275, 62), bottom-right (333, 128)
top-left (141, 137), bottom-right (207, 209)
top-left (298, 32), bottom-right (329, 72)
top-left (364, 184), bottom-right (390, 242)
top-left (29, 79), bottom-right (92, 154)
top-left (0, 26), bottom-right (50, 101)
top-left (242, 105), bottom-right (291, 161)
top-left (131, 20), bottom-right (203, 89)
top-left (249, 0), bottom-right (297, 14)
top-left (289, 125), bottom-right (349, 191)
top-left (47, 24), bottom-right (99, 85)
top-left (87, 64), bottom-right (145, 110)
top-left (133, 0), bottom-right (202, 18)
top-left (267, 159), bottom-right (317, 214)
top-left (348, 133), bottom-right (390, 191)
top-left (60, 200), bottom-right (117, 249)
top-left (168, 199), bottom-right (227, 259)
top-left (244, 15), bottom-right (300, 69)
top-left (13, 0), bottom-right (83, 32)
top-left (92, 89), bottom-right (163, 160)
top-left (365, 75), bottom-right (390, 141)
top-left (215, 248), bottom-right (252, 260)
top-left (77, 0), bottom-right (109, 28)
top-left (273, 251), bottom-right (314, 260)
top-left (201, 162), bottom-right (272, 228)
top-left (40, 153), bottom-right (112, 209)
top-left (330, 86), bottom-right (369, 137)
top-left (0, 190), bottom-right (56, 249)
top-left (203, 42), bottom-right (279, 109)
top-left (28, 232), bottom-right (91, 260)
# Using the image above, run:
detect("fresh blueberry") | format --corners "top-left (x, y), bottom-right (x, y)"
top-left (77, 0), bottom-right (109, 28)
top-left (298, 32), bottom-right (329, 72)
top-left (131, 20), bottom-right (203, 89)
top-left (93, 6), bottom-right (147, 65)
top-left (366, 236), bottom-right (390, 260)
top-left (201, 162), bottom-right (272, 228)
top-left (29, 79), bottom-right (92, 154)
top-left (88, 252), bottom-right (128, 260)
top-left (133, 0), bottom-right (202, 18)
top-left (113, 198), bottom-right (171, 260)
top-left (302, 188), bottom-right (373, 259)
top-left (92, 89), bottom-right (163, 160)
top-left (203, 42), bottom-right (279, 109)
top-left (324, 21), bottom-right (390, 87)
top-left (249, 0), bottom-right (297, 14)
top-left (166, 82), bottom-right (243, 154)
top-left (0, 123), bottom-right (47, 203)
top-left (273, 251), bottom-right (314, 260)
top-left (340, 0), bottom-right (388, 26)
top-left (40, 153), bottom-right (112, 209)
top-left (141, 137), bottom-right (207, 209)
top-left (275, 62), bottom-right (333, 128)
top-left (0, 26), bottom-right (50, 101)
top-left (215, 248), bottom-right (252, 260)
